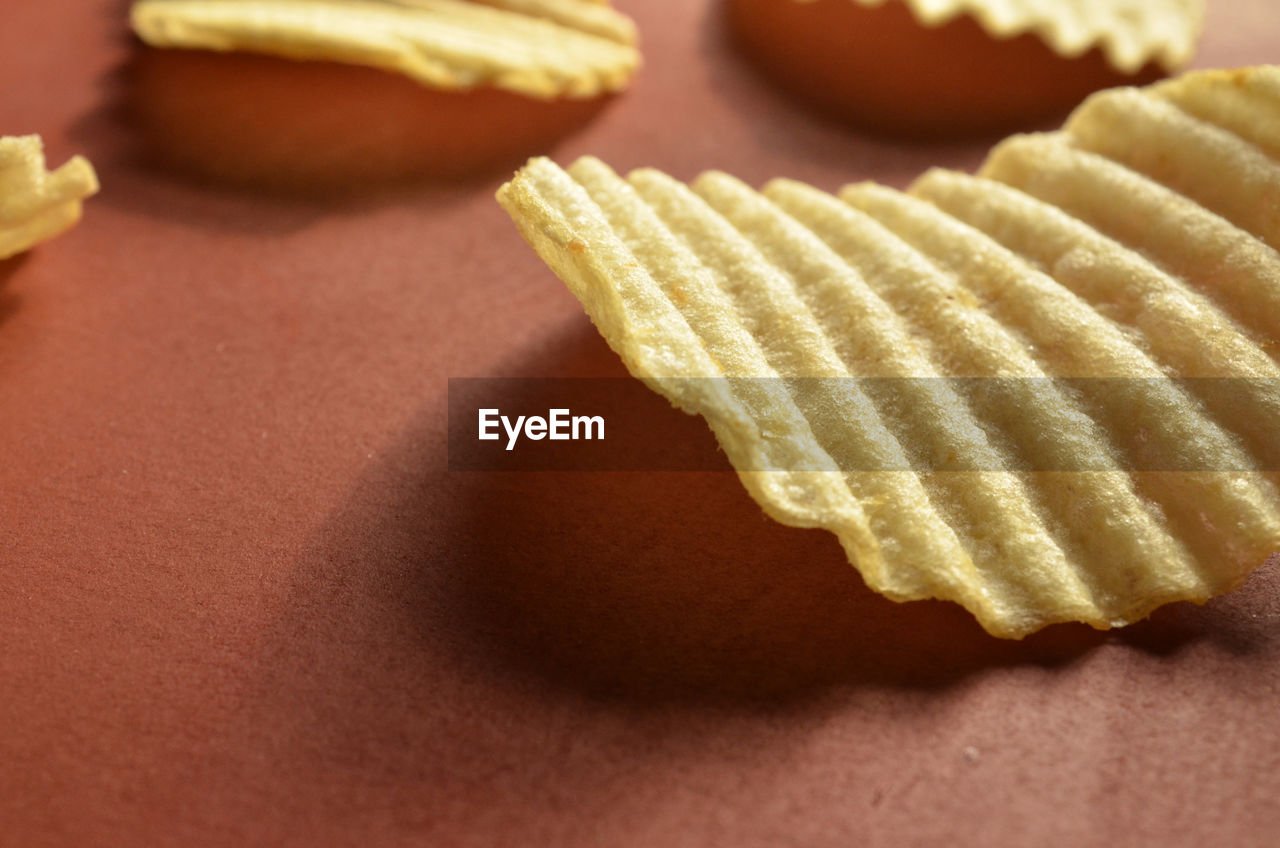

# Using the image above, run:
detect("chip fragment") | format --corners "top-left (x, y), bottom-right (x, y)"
top-left (0, 135), bottom-right (99, 261)
top-left (130, 0), bottom-right (640, 99)
top-left (497, 66), bottom-right (1280, 638)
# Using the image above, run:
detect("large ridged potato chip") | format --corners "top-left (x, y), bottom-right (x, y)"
top-left (496, 66), bottom-right (1280, 638)
top-left (0, 135), bottom-right (98, 261)
top-left (131, 0), bottom-right (640, 99)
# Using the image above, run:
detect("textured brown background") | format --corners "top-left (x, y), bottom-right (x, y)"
top-left (3, 1), bottom-right (1279, 845)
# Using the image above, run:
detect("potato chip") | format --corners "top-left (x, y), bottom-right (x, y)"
top-left (977, 132), bottom-right (1280, 347)
top-left (846, 0), bottom-right (1203, 74)
top-left (130, 0), bottom-right (639, 99)
top-left (496, 66), bottom-right (1280, 638)
top-left (0, 135), bottom-right (98, 261)
top-left (727, 0), bottom-right (1202, 135)
top-left (1061, 68), bottom-right (1280, 250)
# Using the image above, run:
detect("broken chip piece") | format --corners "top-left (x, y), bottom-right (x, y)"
top-left (130, 0), bottom-right (640, 99)
top-left (727, 0), bottom-right (1203, 134)
top-left (496, 66), bottom-right (1280, 638)
top-left (0, 135), bottom-right (99, 261)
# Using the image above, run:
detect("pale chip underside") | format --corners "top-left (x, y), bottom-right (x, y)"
top-left (130, 0), bottom-right (639, 99)
top-left (0, 135), bottom-right (99, 261)
top-left (497, 66), bottom-right (1280, 638)
top-left (814, 0), bottom-right (1204, 74)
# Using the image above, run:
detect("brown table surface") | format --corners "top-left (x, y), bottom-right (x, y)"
top-left (3, 1), bottom-right (1279, 845)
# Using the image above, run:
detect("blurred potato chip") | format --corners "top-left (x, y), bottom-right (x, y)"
top-left (0, 135), bottom-right (98, 260)
top-left (727, 0), bottom-right (1201, 137)
top-left (497, 66), bottom-right (1280, 638)
top-left (843, 0), bottom-right (1203, 74)
top-left (130, 0), bottom-right (640, 99)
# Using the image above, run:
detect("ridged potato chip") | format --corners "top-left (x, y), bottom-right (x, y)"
top-left (497, 66), bottom-right (1280, 638)
top-left (130, 0), bottom-right (640, 99)
top-left (727, 0), bottom-right (1203, 134)
top-left (0, 135), bottom-right (98, 261)
top-left (849, 0), bottom-right (1202, 74)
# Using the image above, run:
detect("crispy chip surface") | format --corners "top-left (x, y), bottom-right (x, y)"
top-left (819, 0), bottom-right (1203, 74)
top-left (496, 66), bottom-right (1280, 638)
top-left (0, 135), bottom-right (98, 261)
top-left (130, 0), bottom-right (639, 99)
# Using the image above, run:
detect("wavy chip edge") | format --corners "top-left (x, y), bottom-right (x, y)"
top-left (790, 0), bottom-right (1205, 74)
top-left (496, 66), bottom-right (1280, 638)
top-left (130, 0), bottom-right (640, 99)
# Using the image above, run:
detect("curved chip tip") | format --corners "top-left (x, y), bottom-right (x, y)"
top-left (0, 135), bottom-right (99, 260)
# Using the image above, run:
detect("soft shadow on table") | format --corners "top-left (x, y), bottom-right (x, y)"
top-left (277, 320), bottom-right (1278, 713)
top-left (67, 59), bottom-right (494, 238)
top-left (696, 0), bottom-right (1013, 187)
top-left (703, 0), bottom-right (1147, 146)
top-left (0, 254), bottom-right (28, 329)
top-left (68, 27), bottom-right (614, 235)
top-left (1117, 553), bottom-right (1279, 658)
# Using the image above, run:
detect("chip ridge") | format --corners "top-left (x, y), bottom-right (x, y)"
top-left (497, 66), bottom-right (1280, 637)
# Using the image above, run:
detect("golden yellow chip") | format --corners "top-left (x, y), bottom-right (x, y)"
top-left (846, 0), bottom-right (1203, 74)
top-left (0, 135), bottom-right (98, 261)
top-left (130, 0), bottom-right (639, 99)
top-left (497, 66), bottom-right (1280, 638)
top-left (1061, 69), bottom-right (1280, 250)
